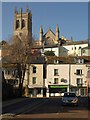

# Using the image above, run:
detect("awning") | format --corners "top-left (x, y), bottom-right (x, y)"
top-left (49, 85), bottom-right (68, 88)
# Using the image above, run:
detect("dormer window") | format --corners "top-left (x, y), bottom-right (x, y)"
top-left (54, 60), bottom-right (59, 64)
top-left (74, 58), bottom-right (84, 64)
top-left (78, 59), bottom-right (84, 64)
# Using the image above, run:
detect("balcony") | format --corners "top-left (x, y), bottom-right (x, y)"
top-left (77, 83), bottom-right (83, 87)
top-left (54, 74), bottom-right (59, 76)
top-left (74, 73), bottom-right (83, 76)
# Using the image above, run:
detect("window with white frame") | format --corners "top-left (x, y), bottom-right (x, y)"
top-left (32, 66), bottom-right (37, 73)
top-left (82, 49), bottom-right (85, 53)
top-left (79, 46), bottom-right (81, 49)
top-left (76, 78), bottom-right (83, 86)
top-left (54, 69), bottom-right (59, 76)
top-left (16, 20), bottom-right (20, 29)
top-left (32, 77), bottom-right (37, 84)
top-left (54, 78), bottom-right (59, 84)
top-left (22, 19), bottom-right (25, 28)
top-left (5, 70), bottom-right (10, 75)
top-left (12, 70), bottom-right (16, 77)
top-left (76, 69), bottom-right (82, 75)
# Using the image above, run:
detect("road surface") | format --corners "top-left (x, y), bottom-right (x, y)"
top-left (2, 97), bottom-right (89, 120)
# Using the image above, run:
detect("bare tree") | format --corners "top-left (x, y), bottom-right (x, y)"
top-left (2, 34), bottom-right (33, 96)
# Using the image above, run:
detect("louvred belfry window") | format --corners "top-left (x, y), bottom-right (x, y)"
top-left (16, 20), bottom-right (20, 29)
top-left (22, 19), bottom-right (25, 28)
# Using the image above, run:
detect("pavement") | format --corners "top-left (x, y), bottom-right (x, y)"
top-left (15, 110), bottom-right (89, 118)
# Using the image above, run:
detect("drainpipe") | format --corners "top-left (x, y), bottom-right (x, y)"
top-left (87, 68), bottom-right (90, 97)
top-left (68, 64), bottom-right (71, 92)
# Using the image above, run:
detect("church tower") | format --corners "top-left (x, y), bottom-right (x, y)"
top-left (55, 24), bottom-right (59, 41)
top-left (14, 7), bottom-right (32, 42)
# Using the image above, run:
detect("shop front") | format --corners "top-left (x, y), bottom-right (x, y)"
top-left (28, 87), bottom-right (46, 97)
top-left (70, 86), bottom-right (87, 96)
top-left (48, 85), bottom-right (68, 97)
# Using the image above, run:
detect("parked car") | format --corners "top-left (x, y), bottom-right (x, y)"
top-left (61, 92), bottom-right (78, 106)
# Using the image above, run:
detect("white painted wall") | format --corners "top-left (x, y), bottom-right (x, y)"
top-left (41, 43), bottom-right (88, 56)
top-left (63, 43), bottom-right (88, 56)
top-left (70, 64), bottom-right (88, 86)
top-left (41, 47), bottom-right (59, 56)
top-left (46, 64), bottom-right (88, 88)
top-left (82, 48), bottom-right (90, 56)
top-left (46, 64), bottom-right (69, 87)
top-left (28, 64), bottom-right (43, 88)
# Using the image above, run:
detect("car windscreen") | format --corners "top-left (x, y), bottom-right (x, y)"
top-left (64, 93), bottom-right (76, 97)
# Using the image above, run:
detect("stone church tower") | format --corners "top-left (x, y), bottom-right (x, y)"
top-left (14, 7), bottom-right (32, 43)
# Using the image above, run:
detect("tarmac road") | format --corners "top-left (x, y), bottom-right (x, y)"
top-left (2, 97), bottom-right (89, 120)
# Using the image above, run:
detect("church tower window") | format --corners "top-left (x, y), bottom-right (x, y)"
top-left (22, 19), bottom-right (25, 28)
top-left (16, 20), bottom-right (20, 29)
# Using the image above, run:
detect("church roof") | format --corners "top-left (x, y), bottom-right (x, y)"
top-left (44, 28), bottom-right (55, 37)
top-left (43, 28), bottom-right (58, 45)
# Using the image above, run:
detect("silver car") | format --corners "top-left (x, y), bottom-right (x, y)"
top-left (61, 92), bottom-right (78, 106)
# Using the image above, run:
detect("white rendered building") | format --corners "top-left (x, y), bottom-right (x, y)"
top-left (46, 63), bottom-right (88, 97)
top-left (36, 26), bottom-right (88, 57)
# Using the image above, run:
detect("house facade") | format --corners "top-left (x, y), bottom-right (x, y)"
top-left (3, 62), bottom-right (89, 97)
top-left (24, 64), bottom-right (45, 97)
top-left (70, 64), bottom-right (88, 96)
top-left (23, 56), bottom-right (89, 97)
top-left (3, 64), bottom-right (19, 87)
top-left (62, 41), bottom-right (88, 56)
top-left (46, 64), bottom-right (70, 97)
top-left (46, 63), bottom-right (88, 97)
top-left (81, 46), bottom-right (90, 56)
top-left (40, 41), bottom-right (88, 57)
